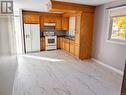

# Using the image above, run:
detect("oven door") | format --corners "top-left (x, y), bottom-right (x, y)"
top-left (45, 36), bottom-right (57, 46)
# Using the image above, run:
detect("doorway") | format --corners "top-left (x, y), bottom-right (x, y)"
top-left (121, 62), bottom-right (126, 95)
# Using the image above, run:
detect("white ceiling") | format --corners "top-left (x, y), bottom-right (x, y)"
top-left (14, 0), bottom-right (118, 12)
top-left (14, 0), bottom-right (50, 12)
top-left (55, 0), bottom-right (118, 5)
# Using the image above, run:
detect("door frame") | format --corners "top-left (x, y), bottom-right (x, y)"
top-left (121, 61), bottom-right (126, 95)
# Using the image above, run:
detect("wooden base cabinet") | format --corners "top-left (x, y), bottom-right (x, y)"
top-left (69, 40), bottom-right (75, 55)
top-left (40, 37), bottom-right (45, 50)
top-left (59, 37), bottom-right (63, 49)
top-left (64, 39), bottom-right (70, 52)
top-left (74, 44), bottom-right (80, 58)
top-left (62, 38), bottom-right (65, 50)
top-left (57, 37), bottom-right (60, 49)
top-left (60, 38), bottom-right (79, 58)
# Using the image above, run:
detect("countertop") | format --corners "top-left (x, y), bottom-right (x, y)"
top-left (40, 30), bottom-right (75, 41)
top-left (64, 36), bottom-right (75, 41)
top-left (56, 35), bottom-right (75, 41)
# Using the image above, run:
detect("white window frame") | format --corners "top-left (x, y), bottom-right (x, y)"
top-left (106, 6), bottom-right (126, 45)
top-left (69, 16), bottom-right (75, 37)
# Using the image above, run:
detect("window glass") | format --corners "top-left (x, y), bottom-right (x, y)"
top-left (110, 16), bottom-right (126, 41)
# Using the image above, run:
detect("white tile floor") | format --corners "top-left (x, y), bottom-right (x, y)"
top-left (0, 56), bottom-right (17, 95)
top-left (12, 50), bottom-right (123, 95)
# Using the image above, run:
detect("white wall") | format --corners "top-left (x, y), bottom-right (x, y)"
top-left (0, 16), bottom-right (18, 95)
top-left (0, 16), bottom-right (17, 56)
top-left (0, 16), bottom-right (11, 55)
top-left (92, 0), bottom-right (126, 71)
top-left (14, 10), bottom-right (25, 54)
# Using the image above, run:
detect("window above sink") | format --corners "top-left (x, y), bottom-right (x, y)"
top-left (69, 16), bottom-right (76, 37)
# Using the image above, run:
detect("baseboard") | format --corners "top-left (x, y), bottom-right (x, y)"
top-left (91, 58), bottom-right (123, 76)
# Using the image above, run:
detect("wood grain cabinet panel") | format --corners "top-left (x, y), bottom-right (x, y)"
top-left (59, 37), bottom-right (63, 49)
top-left (44, 16), bottom-right (62, 30)
top-left (69, 40), bottom-right (75, 55)
top-left (55, 16), bottom-right (62, 30)
top-left (65, 39), bottom-right (70, 52)
top-left (62, 38), bottom-right (66, 50)
top-left (74, 44), bottom-right (80, 58)
top-left (79, 13), bottom-right (94, 59)
top-left (63, 38), bottom-right (67, 51)
top-left (62, 17), bottom-right (69, 30)
top-left (23, 14), bottom-right (39, 24)
top-left (39, 16), bottom-right (44, 32)
top-left (40, 37), bottom-right (45, 50)
top-left (57, 37), bottom-right (60, 49)
top-left (44, 16), bottom-right (53, 23)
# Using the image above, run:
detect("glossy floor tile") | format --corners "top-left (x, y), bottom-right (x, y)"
top-left (0, 56), bottom-right (17, 95)
top-left (12, 50), bottom-right (123, 95)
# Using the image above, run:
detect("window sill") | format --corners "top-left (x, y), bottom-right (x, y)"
top-left (106, 39), bottom-right (126, 46)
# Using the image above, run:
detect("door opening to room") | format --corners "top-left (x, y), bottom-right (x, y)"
top-left (14, 16), bottom-right (24, 55)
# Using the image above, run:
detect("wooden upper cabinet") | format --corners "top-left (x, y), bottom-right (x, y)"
top-left (39, 16), bottom-right (44, 32)
top-left (44, 16), bottom-right (54, 23)
top-left (62, 16), bottom-right (69, 30)
top-left (44, 16), bottom-right (62, 30)
top-left (23, 14), bottom-right (39, 24)
top-left (55, 16), bottom-right (62, 30)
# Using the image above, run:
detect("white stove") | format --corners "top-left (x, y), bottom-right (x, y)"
top-left (44, 32), bottom-right (57, 50)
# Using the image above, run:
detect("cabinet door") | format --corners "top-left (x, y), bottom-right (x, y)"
top-left (63, 38), bottom-right (66, 50)
top-left (57, 37), bottom-right (60, 49)
top-left (40, 37), bottom-right (45, 50)
top-left (59, 37), bottom-right (63, 49)
top-left (62, 38), bottom-right (65, 50)
top-left (62, 17), bottom-right (69, 30)
top-left (44, 16), bottom-right (62, 30)
top-left (55, 16), bottom-right (62, 30)
top-left (40, 16), bottom-right (44, 32)
top-left (23, 14), bottom-right (39, 24)
top-left (70, 40), bottom-right (75, 55)
top-left (23, 15), bottom-right (31, 24)
top-left (79, 13), bottom-right (94, 59)
top-left (74, 44), bottom-right (80, 58)
top-left (64, 39), bottom-right (70, 52)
